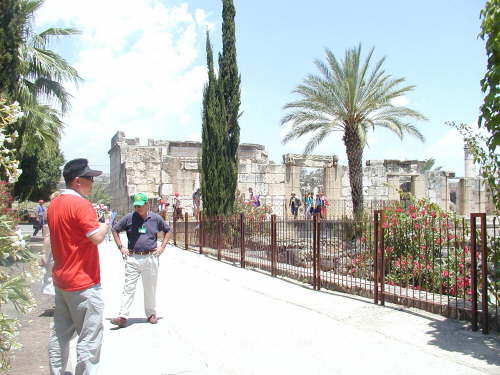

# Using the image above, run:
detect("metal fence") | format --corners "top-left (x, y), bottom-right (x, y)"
top-left (172, 211), bottom-right (499, 334)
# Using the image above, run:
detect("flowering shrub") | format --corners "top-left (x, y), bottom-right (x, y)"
top-left (0, 98), bottom-right (22, 183)
top-left (346, 195), bottom-right (499, 306)
top-left (0, 99), bottom-right (39, 370)
top-left (382, 196), bottom-right (498, 304)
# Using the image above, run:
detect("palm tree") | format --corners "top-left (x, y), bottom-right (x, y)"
top-left (16, 0), bottom-right (81, 156)
top-left (281, 45), bottom-right (426, 218)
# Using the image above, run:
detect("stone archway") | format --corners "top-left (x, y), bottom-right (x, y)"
top-left (282, 153), bottom-right (340, 218)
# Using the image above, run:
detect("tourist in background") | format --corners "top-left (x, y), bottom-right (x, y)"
top-left (289, 192), bottom-right (301, 219)
top-left (304, 192), bottom-right (313, 219)
top-left (173, 192), bottom-right (183, 220)
top-left (192, 189), bottom-right (201, 218)
top-left (33, 200), bottom-right (45, 236)
top-left (314, 193), bottom-right (322, 217)
top-left (40, 191), bottom-right (61, 297)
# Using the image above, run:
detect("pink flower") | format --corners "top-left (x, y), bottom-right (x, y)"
top-left (442, 270), bottom-right (449, 278)
top-left (420, 209), bottom-right (427, 216)
top-left (429, 211), bottom-right (437, 218)
top-left (396, 207), bottom-right (403, 213)
top-left (414, 223), bottom-right (421, 229)
top-left (411, 212), bottom-right (417, 219)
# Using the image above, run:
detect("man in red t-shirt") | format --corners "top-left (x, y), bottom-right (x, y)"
top-left (47, 158), bottom-right (109, 375)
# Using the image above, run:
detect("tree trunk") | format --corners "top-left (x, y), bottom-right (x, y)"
top-left (343, 126), bottom-right (364, 220)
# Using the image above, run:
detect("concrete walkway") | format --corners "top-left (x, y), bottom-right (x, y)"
top-left (75, 238), bottom-right (498, 374)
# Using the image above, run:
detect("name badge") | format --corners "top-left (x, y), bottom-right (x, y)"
top-left (138, 225), bottom-right (147, 234)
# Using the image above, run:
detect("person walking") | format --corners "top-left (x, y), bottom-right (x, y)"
top-left (289, 193), bottom-right (301, 219)
top-left (111, 193), bottom-right (171, 328)
top-left (40, 191), bottom-right (61, 297)
top-left (173, 192), bottom-right (183, 221)
top-left (304, 192), bottom-right (313, 219)
top-left (33, 200), bottom-right (45, 236)
top-left (192, 189), bottom-right (201, 218)
top-left (47, 158), bottom-right (109, 375)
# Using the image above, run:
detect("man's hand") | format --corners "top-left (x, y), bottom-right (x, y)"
top-left (120, 247), bottom-right (130, 257)
top-left (152, 246), bottom-right (165, 257)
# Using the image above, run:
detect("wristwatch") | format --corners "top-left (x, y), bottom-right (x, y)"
top-left (118, 244), bottom-right (123, 250)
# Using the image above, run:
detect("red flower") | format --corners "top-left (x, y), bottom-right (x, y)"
top-left (411, 212), bottom-right (417, 219)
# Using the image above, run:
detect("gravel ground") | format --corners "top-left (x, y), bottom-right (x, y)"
top-left (6, 229), bottom-right (53, 375)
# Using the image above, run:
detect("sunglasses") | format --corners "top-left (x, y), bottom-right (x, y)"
top-left (80, 176), bottom-right (94, 182)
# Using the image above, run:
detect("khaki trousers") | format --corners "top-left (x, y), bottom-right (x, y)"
top-left (118, 254), bottom-right (159, 318)
top-left (49, 284), bottom-right (103, 375)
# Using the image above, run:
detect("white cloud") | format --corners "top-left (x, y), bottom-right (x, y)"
top-left (35, 0), bottom-right (211, 171)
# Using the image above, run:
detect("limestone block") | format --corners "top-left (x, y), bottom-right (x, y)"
top-left (159, 183), bottom-right (172, 196)
top-left (238, 174), bottom-right (253, 183)
top-left (251, 164), bottom-right (268, 174)
top-left (266, 164), bottom-right (285, 174)
top-left (253, 173), bottom-right (265, 183)
top-left (184, 162), bottom-right (198, 171)
top-left (375, 187), bottom-right (388, 196)
top-left (263, 173), bottom-right (285, 184)
top-left (238, 164), bottom-right (250, 174)
top-left (267, 183), bottom-right (285, 196)
top-left (342, 188), bottom-right (351, 197)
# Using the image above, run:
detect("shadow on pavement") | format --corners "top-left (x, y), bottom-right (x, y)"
top-left (106, 317), bottom-right (162, 330)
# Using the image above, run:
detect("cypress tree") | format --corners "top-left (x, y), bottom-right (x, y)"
top-left (219, 0), bottom-right (241, 214)
top-left (201, 32), bottom-right (228, 217)
top-left (0, 0), bottom-right (23, 98)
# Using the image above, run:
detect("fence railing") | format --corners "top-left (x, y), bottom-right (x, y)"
top-left (172, 211), bottom-right (499, 334)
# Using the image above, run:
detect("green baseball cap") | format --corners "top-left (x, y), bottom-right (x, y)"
top-left (132, 193), bottom-right (148, 206)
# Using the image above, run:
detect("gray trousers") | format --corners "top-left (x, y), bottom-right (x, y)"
top-left (49, 284), bottom-right (104, 375)
top-left (118, 254), bottom-right (159, 319)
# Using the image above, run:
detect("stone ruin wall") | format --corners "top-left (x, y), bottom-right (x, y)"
top-left (109, 131), bottom-right (495, 217)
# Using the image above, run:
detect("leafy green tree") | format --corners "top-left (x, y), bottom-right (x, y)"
top-left (281, 45), bottom-right (426, 218)
top-left (11, 0), bottom-right (80, 200)
top-left (0, 0), bottom-right (23, 97)
top-left (201, 32), bottom-right (228, 217)
top-left (219, 0), bottom-right (241, 214)
top-left (13, 144), bottom-right (64, 201)
top-left (479, 0), bottom-right (500, 152)
top-left (88, 182), bottom-right (111, 205)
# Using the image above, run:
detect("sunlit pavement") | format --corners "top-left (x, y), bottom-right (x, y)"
top-left (59, 236), bottom-right (500, 375)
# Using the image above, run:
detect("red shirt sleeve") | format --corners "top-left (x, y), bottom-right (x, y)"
top-left (74, 199), bottom-right (100, 236)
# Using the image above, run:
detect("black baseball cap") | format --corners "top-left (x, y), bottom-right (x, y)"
top-left (63, 158), bottom-right (102, 183)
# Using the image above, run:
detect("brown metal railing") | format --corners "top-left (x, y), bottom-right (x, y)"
top-left (172, 210), bottom-right (499, 334)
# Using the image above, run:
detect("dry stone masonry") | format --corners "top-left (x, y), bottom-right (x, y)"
top-left (109, 131), bottom-right (494, 217)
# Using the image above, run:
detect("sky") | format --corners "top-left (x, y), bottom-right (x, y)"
top-left (34, 0), bottom-right (487, 176)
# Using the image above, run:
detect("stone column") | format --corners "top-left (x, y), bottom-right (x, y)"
top-left (411, 175), bottom-right (426, 200)
top-left (387, 176), bottom-right (401, 201)
top-left (464, 144), bottom-right (475, 178)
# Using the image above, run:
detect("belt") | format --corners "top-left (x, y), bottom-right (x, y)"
top-left (128, 250), bottom-right (154, 255)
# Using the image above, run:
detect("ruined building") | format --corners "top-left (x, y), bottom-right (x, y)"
top-left (109, 131), bottom-right (494, 217)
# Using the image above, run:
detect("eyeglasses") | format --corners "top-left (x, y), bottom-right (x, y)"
top-left (80, 176), bottom-right (94, 182)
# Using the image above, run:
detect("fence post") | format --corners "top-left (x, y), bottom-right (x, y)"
top-left (315, 214), bottom-right (321, 290)
top-left (470, 213), bottom-right (478, 332)
top-left (374, 210), bottom-right (380, 304)
top-left (380, 210), bottom-right (385, 306)
top-left (480, 213), bottom-right (488, 335)
top-left (271, 215), bottom-right (277, 276)
top-left (217, 216), bottom-right (221, 261)
top-left (313, 214), bottom-right (318, 289)
top-left (199, 212), bottom-right (203, 254)
top-left (173, 212), bottom-right (177, 246)
top-left (240, 213), bottom-right (245, 268)
top-left (184, 212), bottom-right (188, 250)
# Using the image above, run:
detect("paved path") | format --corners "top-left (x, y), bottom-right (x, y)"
top-left (93, 237), bottom-right (499, 375)
top-left (9, 231), bottom-right (500, 375)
